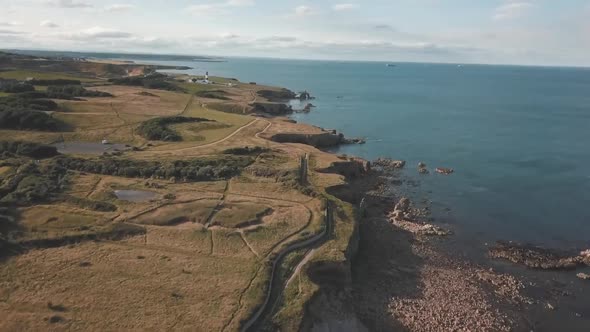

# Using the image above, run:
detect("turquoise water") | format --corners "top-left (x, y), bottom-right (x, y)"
top-left (24, 51), bottom-right (589, 248)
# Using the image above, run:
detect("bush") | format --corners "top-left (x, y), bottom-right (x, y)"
top-left (0, 141), bottom-right (59, 159)
top-left (0, 79), bottom-right (35, 93)
top-left (109, 74), bottom-right (183, 92)
top-left (0, 161), bottom-right (68, 206)
top-left (0, 95), bottom-right (62, 131)
top-left (0, 108), bottom-right (61, 131)
top-left (137, 116), bottom-right (211, 141)
top-left (223, 146), bottom-right (270, 155)
top-left (53, 155), bottom-right (253, 182)
top-left (30, 79), bottom-right (81, 86)
top-left (46, 85), bottom-right (113, 99)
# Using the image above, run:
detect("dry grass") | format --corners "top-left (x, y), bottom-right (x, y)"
top-left (212, 201), bottom-right (271, 228)
top-left (0, 239), bottom-right (258, 331)
top-left (0, 166), bottom-right (12, 176)
top-left (19, 206), bottom-right (107, 232)
top-left (0, 70), bottom-right (100, 82)
top-left (131, 199), bottom-right (221, 226)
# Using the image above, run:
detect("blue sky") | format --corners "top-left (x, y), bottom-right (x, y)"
top-left (1, 0), bottom-right (589, 66)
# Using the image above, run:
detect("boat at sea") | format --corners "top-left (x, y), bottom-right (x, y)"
top-left (386, 63), bottom-right (396, 67)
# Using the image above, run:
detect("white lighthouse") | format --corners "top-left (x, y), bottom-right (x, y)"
top-left (205, 71), bottom-right (209, 81)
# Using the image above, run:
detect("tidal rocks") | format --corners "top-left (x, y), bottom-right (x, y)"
top-left (387, 197), bottom-right (451, 236)
top-left (418, 162), bottom-right (429, 174)
top-left (303, 103), bottom-right (315, 112)
top-left (297, 91), bottom-right (315, 100)
top-left (577, 273), bottom-right (590, 280)
top-left (374, 158), bottom-right (406, 169)
top-left (343, 137), bottom-right (366, 145)
top-left (488, 242), bottom-right (585, 270)
top-left (436, 167), bottom-right (455, 175)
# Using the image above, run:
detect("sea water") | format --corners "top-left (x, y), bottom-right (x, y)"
top-left (36, 51), bottom-right (590, 249)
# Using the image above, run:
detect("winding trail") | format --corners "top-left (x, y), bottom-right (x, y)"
top-left (285, 248), bottom-right (317, 289)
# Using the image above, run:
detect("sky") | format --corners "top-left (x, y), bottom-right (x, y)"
top-left (1, 0), bottom-right (589, 66)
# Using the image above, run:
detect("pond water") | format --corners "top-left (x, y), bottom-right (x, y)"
top-left (114, 190), bottom-right (158, 203)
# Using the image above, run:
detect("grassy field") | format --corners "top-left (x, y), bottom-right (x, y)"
top-left (0, 70), bottom-right (100, 82)
top-left (212, 201), bottom-right (272, 228)
top-left (0, 56), bottom-right (359, 331)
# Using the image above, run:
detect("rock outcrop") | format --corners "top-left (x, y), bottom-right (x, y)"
top-left (374, 158), bottom-right (406, 169)
top-left (436, 167), bottom-right (454, 175)
top-left (251, 102), bottom-right (293, 115)
top-left (387, 197), bottom-right (451, 236)
top-left (418, 162), bottom-right (429, 174)
top-left (489, 242), bottom-right (590, 270)
top-left (320, 158), bottom-right (371, 179)
top-left (257, 88), bottom-right (296, 101)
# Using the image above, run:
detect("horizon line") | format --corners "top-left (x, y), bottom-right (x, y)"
top-left (4, 48), bottom-right (590, 70)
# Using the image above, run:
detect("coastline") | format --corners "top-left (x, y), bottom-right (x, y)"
top-left (2, 50), bottom-right (589, 330)
top-left (239, 85), bottom-right (590, 330)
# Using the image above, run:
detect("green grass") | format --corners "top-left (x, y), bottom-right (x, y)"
top-left (0, 92), bottom-right (11, 97)
top-left (0, 70), bottom-right (99, 82)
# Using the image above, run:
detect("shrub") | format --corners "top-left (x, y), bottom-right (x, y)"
top-left (223, 146), bottom-right (270, 155)
top-left (0, 141), bottom-right (59, 159)
top-left (0, 79), bottom-right (34, 93)
top-left (30, 79), bottom-right (81, 86)
top-left (109, 74), bottom-right (183, 92)
top-left (46, 85), bottom-right (113, 99)
top-left (0, 95), bottom-right (63, 131)
top-left (53, 155), bottom-right (253, 182)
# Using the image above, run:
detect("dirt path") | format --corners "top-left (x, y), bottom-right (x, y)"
top-left (85, 177), bottom-right (103, 198)
top-left (285, 248), bottom-right (317, 289)
top-left (238, 230), bottom-right (261, 259)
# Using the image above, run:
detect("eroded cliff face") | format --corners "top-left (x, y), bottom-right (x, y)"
top-left (319, 158), bottom-right (371, 179)
top-left (298, 160), bottom-right (369, 332)
top-left (251, 102), bottom-right (293, 115)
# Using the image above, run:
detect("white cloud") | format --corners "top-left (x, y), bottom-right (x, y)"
top-left (333, 3), bottom-right (358, 11)
top-left (493, 2), bottom-right (533, 20)
top-left (294, 5), bottom-right (312, 16)
top-left (63, 26), bottom-right (134, 40)
top-left (105, 4), bottom-right (136, 12)
top-left (0, 21), bottom-right (20, 27)
top-left (0, 29), bottom-right (25, 35)
top-left (40, 20), bottom-right (60, 28)
top-left (187, 0), bottom-right (254, 16)
top-left (46, 0), bottom-right (93, 8)
top-left (227, 0), bottom-right (254, 5)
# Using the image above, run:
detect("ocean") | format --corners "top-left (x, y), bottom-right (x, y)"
top-left (22, 51), bottom-right (590, 250)
top-left (156, 57), bottom-right (590, 251)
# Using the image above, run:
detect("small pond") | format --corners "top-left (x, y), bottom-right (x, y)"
top-left (114, 190), bottom-right (158, 203)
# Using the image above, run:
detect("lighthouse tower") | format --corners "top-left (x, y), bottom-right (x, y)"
top-left (205, 71), bottom-right (209, 81)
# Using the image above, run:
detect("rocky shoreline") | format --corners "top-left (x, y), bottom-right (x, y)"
top-left (258, 88), bottom-right (590, 330)
top-left (347, 156), bottom-right (590, 331)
